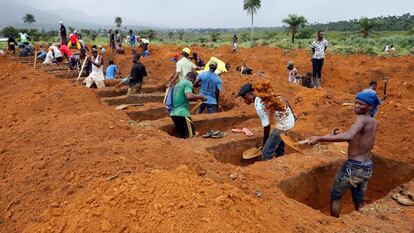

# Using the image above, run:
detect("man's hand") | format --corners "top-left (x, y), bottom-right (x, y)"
top-left (200, 95), bottom-right (207, 101)
top-left (307, 136), bottom-right (321, 146)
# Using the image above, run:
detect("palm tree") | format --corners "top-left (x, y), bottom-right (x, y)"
top-left (357, 17), bottom-right (375, 38)
top-left (282, 14), bottom-right (307, 43)
top-left (243, 0), bottom-right (261, 43)
top-left (22, 13), bottom-right (36, 29)
top-left (115, 17), bottom-right (123, 30)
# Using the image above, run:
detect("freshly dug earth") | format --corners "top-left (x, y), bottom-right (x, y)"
top-left (0, 44), bottom-right (414, 233)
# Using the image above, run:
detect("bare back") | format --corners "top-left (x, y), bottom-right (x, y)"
top-left (348, 115), bottom-right (378, 161)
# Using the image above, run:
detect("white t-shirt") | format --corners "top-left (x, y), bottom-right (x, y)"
top-left (43, 51), bottom-right (54, 64)
top-left (311, 39), bottom-right (328, 59)
top-left (50, 46), bottom-right (62, 58)
top-left (176, 57), bottom-right (196, 80)
top-left (254, 97), bottom-right (295, 131)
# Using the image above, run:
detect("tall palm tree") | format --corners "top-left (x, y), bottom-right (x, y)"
top-left (22, 13), bottom-right (36, 29)
top-left (357, 17), bottom-right (375, 38)
top-left (282, 14), bottom-right (307, 43)
top-left (243, 0), bottom-right (261, 42)
top-left (115, 17), bottom-right (123, 30)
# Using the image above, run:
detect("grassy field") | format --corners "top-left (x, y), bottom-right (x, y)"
top-left (2, 30), bottom-right (413, 56)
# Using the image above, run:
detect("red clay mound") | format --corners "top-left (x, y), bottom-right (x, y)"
top-left (27, 166), bottom-right (282, 233)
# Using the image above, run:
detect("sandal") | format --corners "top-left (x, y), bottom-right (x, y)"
top-left (202, 130), bottom-right (220, 138)
top-left (392, 194), bottom-right (414, 206)
top-left (231, 128), bottom-right (243, 133)
top-left (242, 128), bottom-right (254, 137)
top-left (212, 132), bottom-right (227, 139)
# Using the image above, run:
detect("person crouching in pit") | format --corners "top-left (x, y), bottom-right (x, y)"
top-left (307, 91), bottom-right (380, 217)
top-left (170, 72), bottom-right (206, 139)
top-left (127, 53), bottom-right (147, 95)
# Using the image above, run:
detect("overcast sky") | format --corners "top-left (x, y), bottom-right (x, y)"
top-left (11, 0), bottom-right (414, 28)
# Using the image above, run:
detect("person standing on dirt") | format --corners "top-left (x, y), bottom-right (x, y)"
top-left (7, 35), bottom-right (16, 54)
top-left (115, 30), bottom-right (122, 47)
top-left (128, 53), bottom-right (147, 94)
top-left (109, 29), bottom-right (116, 52)
top-left (84, 48), bottom-right (105, 89)
top-left (193, 61), bottom-right (222, 114)
top-left (59, 21), bottom-right (67, 45)
top-left (307, 91), bottom-right (380, 217)
top-left (232, 34), bottom-right (238, 52)
top-left (129, 30), bottom-right (136, 52)
top-left (311, 31), bottom-right (328, 89)
top-left (170, 72), bottom-right (207, 139)
top-left (238, 83), bottom-right (296, 160)
top-left (169, 48), bottom-right (200, 87)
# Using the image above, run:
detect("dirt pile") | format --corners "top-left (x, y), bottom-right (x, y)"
top-left (253, 80), bottom-right (286, 112)
top-left (28, 166), bottom-right (282, 233)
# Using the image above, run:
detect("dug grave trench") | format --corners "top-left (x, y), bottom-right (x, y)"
top-left (278, 156), bottom-right (414, 215)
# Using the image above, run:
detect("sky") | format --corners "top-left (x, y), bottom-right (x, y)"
top-left (9, 0), bottom-right (414, 28)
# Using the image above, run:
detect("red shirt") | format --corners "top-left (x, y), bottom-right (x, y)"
top-left (60, 45), bottom-right (72, 57)
top-left (70, 34), bottom-right (78, 43)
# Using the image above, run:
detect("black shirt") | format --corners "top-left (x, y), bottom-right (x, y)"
top-left (60, 25), bottom-right (67, 38)
top-left (129, 62), bottom-right (147, 85)
top-left (110, 33), bottom-right (115, 41)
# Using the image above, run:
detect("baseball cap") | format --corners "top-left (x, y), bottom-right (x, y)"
top-left (209, 60), bottom-right (218, 68)
top-left (182, 47), bottom-right (191, 55)
top-left (238, 83), bottom-right (254, 97)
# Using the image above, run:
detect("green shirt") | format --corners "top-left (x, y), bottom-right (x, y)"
top-left (170, 79), bottom-right (193, 117)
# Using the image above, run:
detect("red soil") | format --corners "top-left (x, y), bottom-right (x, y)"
top-left (0, 44), bottom-right (413, 232)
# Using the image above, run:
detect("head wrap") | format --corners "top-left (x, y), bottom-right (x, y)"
top-left (356, 91), bottom-right (381, 117)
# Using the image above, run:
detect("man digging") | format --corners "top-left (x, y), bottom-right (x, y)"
top-left (238, 83), bottom-right (295, 160)
top-left (307, 91), bottom-right (380, 217)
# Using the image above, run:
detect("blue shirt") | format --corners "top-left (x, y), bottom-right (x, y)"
top-left (105, 64), bottom-right (117, 80)
top-left (130, 34), bottom-right (136, 44)
top-left (197, 71), bottom-right (222, 105)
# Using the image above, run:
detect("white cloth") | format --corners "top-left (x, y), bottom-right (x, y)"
top-left (91, 55), bottom-right (104, 81)
top-left (254, 97), bottom-right (295, 131)
top-left (50, 45), bottom-right (62, 58)
top-left (43, 51), bottom-right (54, 64)
top-left (176, 57), bottom-right (196, 80)
top-left (288, 68), bottom-right (298, 83)
top-left (311, 39), bottom-right (328, 59)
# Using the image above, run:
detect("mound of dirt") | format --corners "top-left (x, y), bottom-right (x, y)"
top-left (28, 166), bottom-right (282, 233)
top-left (253, 80), bottom-right (286, 112)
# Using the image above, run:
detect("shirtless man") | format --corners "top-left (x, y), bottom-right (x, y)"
top-left (307, 91), bottom-right (380, 217)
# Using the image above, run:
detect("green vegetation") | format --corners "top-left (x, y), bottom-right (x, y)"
top-left (282, 14), bottom-right (307, 43)
top-left (243, 0), bottom-right (261, 43)
top-left (1, 13), bottom-right (413, 56)
top-left (22, 13), bottom-right (36, 29)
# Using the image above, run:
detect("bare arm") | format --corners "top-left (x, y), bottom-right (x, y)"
top-left (193, 78), bottom-right (201, 88)
top-left (308, 117), bottom-right (365, 145)
top-left (169, 72), bottom-right (180, 86)
top-left (89, 57), bottom-right (102, 67)
top-left (185, 93), bottom-right (206, 102)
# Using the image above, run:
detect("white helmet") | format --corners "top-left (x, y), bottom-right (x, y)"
top-left (59, 21), bottom-right (63, 24)
top-left (74, 30), bottom-right (77, 34)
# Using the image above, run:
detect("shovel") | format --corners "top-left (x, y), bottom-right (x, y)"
top-left (280, 134), bottom-right (304, 154)
top-left (242, 147), bottom-right (262, 160)
top-left (115, 103), bottom-right (144, 110)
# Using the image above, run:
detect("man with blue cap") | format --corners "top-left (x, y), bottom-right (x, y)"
top-left (307, 91), bottom-right (380, 217)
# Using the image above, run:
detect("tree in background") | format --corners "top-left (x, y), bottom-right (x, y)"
top-left (168, 31), bottom-right (174, 39)
top-left (264, 31), bottom-right (278, 40)
top-left (357, 17), bottom-right (375, 38)
top-left (209, 31), bottom-right (220, 42)
top-left (178, 31), bottom-right (185, 41)
top-left (240, 32), bottom-right (249, 42)
top-left (147, 30), bottom-right (157, 41)
top-left (68, 26), bottom-right (75, 33)
top-left (2, 26), bottom-right (19, 38)
top-left (243, 0), bottom-right (261, 43)
top-left (22, 13), bottom-right (36, 29)
top-left (282, 14), bottom-right (307, 43)
top-left (115, 17), bottom-right (123, 30)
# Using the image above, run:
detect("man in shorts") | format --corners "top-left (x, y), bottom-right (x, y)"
top-left (308, 91), bottom-right (380, 217)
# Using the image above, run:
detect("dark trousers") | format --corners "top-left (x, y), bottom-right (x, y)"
top-left (171, 116), bottom-right (195, 139)
top-left (312, 58), bottom-right (324, 87)
top-left (197, 103), bottom-right (217, 114)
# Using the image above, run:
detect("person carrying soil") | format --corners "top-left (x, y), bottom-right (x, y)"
top-left (169, 48), bottom-right (201, 87)
top-left (84, 48), bottom-right (105, 89)
top-left (128, 53), bottom-right (147, 94)
top-left (170, 72), bottom-right (206, 139)
top-left (311, 31), bottom-right (328, 89)
top-left (307, 91), bottom-right (380, 217)
top-left (193, 61), bottom-right (222, 114)
top-left (238, 83), bottom-right (296, 160)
